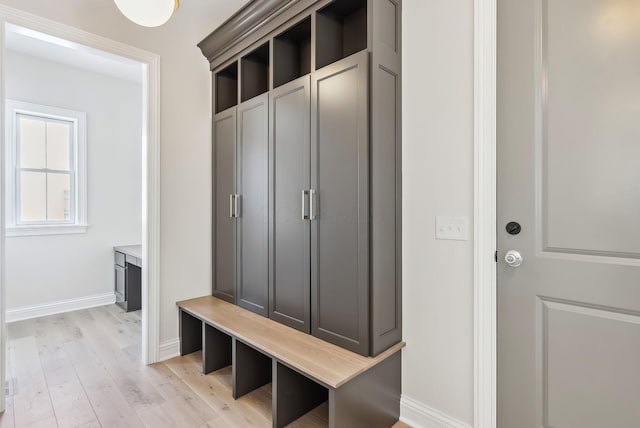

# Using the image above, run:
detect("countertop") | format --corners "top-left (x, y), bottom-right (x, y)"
top-left (114, 245), bottom-right (143, 260)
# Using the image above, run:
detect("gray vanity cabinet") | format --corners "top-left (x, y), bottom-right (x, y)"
top-left (212, 107), bottom-right (237, 303)
top-left (114, 249), bottom-right (141, 312)
top-left (269, 76), bottom-right (312, 333)
top-left (236, 93), bottom-right (270, 316)
top-left (311, 51), bottom-right (370, 355)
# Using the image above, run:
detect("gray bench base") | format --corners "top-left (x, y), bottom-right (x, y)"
top-left (179, 309), bottom-right (401, 428)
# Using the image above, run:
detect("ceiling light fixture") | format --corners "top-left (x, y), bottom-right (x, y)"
top-left (114, 0), bottom-right (179, 27)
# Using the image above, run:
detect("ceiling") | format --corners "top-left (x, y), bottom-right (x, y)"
top-left (2, 0), bottom-right (254, 85)
top-left (5, 23), bottom-right (144, 84)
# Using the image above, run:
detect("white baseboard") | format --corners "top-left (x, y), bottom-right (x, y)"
top-left (6, 292), bottom-right (116, 323)
top-left (400, 395), bottom-right (472, 428)
top-left (158, 337), bottom-right (180, 361)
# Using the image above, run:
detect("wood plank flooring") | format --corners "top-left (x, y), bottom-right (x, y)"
top-left (1, 305), bottom-right (410, 428)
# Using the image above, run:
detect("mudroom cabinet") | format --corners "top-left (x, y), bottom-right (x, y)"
top-left (204, 0), bottom-right (402, 357)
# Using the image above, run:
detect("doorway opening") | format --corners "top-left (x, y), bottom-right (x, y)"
top-left (0, 9), bottom-right (161, 415)
top-left (3, 21), bottom-right (146, 413)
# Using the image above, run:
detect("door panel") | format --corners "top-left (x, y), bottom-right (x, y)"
top-left (213, 107), bottom-right (237, 303)
top-left (498, 0), bottom-right (640, 426)
top-left (541, 298), bottom-right (640, 427)
top-left (237, 93), bottom-right (269, 316)
top-left (311, 51), bottom-right (369, 355)
top-left (542, 0), bottom-right (640, 257)
top-left (115, 265), bottom-right (125, 302)
top-left (269, 76), bottom-right (311, 332)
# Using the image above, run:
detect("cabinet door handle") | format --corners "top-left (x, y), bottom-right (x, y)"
top-left (309, 189), bottom-right (317, 220)
top-left (230, 194), bottom-right (235, 218)
top-left (234, 194), bottom-right (241, 218)
top-left (302, 190), bottom-right (310, 220)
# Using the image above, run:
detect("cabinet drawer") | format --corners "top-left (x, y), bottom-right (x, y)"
top-left (115, 251), bottom-right (126, 267)
top-left (125, 254), bottom-right (141, 267)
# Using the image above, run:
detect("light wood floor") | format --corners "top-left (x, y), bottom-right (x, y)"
top-left (0, 305), bottom-right (410, 428)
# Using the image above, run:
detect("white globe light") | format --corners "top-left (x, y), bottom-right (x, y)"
top-left (114, 0), bottom-right (179, 27)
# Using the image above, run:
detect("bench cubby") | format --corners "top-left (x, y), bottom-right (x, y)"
top-left (273, 361), bottom-right (328, 427)
top-left (273, 16), bottom-right (311, 88)
top-left (215, 61), bottom-right (238, 113)
top-left (203, 323), bottom-right (232, 374)
top-left (179, 310), bottom-right (203, 356)
top-left (315, 0), bottom-right (367, 69)
top-left (233, 339), bottom-right (272, 399)
top-left (241, 42), bottom-right (270, 102)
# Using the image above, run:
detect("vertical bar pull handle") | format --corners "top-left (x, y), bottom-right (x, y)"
top-left (234, 194), bottom-right (241, 218)
top-left (309, 189), bottom-right (317, 220)
top-left (229, 194), bottom-right (240, 218)
top-left (302, 190), bottom-right (310, 220)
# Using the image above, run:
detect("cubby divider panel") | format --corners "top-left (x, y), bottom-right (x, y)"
top-left (274, 17), bottom-right (312, 88)
top-left (316, 0), bottom-right (367, 69)
top-left (241, 43), bottom-right (270, 102)
top-left (215, 61), bottom-right (238, 113)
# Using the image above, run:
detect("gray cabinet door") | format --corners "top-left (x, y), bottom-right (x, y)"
top-left (311, 51), bottom-right (369, 355)
top-left (237, 93), bottom-right (269, 316)
top-left (213, 106), bottom-right (237, 303)
top-left (269, 75), bottom-right (311, 333)
top-left (370, 0), bottom-right (402, 356)
top-left (115, 264), bottom-right (125, 302)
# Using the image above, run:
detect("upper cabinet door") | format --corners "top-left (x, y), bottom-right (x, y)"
top-left (236, 93), bottom-right (270, 316)
top-left (310, 51), bottom-right (369, 355)
top-left (213, 107), bottom-right (237, 303)
top-left (269, 75), bottom-right (312, 333)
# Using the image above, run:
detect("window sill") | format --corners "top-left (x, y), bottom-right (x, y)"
top-left (7, 224), bottom-right (89, 237)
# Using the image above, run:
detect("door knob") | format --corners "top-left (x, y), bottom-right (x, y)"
top-left (504, 250), bottom-right (523, 267)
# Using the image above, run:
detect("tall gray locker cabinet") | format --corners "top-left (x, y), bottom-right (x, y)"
top-left (202, 0), bottom-right (402, 357)
top-left (212, 107), bottom-right (236, 303)
top-left (311, 51), bottom-right (369, 354)
top-left (236, 94), bottom-right (269, 316)
top-left (212, 67), bottom-right (270, 317)
top-left (269, 76), bottom-right (312, 333)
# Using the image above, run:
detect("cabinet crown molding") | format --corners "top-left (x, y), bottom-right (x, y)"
top-left (198, 0), bottom-right (302, 64)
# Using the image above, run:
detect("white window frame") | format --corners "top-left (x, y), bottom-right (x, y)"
top-left (5, 100), bottom-right (88, 237)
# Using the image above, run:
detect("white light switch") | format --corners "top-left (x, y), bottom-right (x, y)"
top-left (435, 216), bottom-right (469, 241)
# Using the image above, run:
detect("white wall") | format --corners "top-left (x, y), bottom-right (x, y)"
top-left (4, 51), bottom-right (142, 312)
top-left (402, 0), bottom-right (475, 426)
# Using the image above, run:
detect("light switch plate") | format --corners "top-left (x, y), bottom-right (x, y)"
top-left (435, 216), bottom-right (469, 241)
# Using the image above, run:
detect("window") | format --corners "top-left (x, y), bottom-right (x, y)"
top-left (6, 100), bottom-right (87, 236)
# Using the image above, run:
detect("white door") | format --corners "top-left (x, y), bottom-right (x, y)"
top-left (497, 0), bottom-right (640, 427)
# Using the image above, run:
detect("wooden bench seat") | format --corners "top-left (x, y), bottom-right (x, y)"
top-left (177, 296), bottom-right (405, 428)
